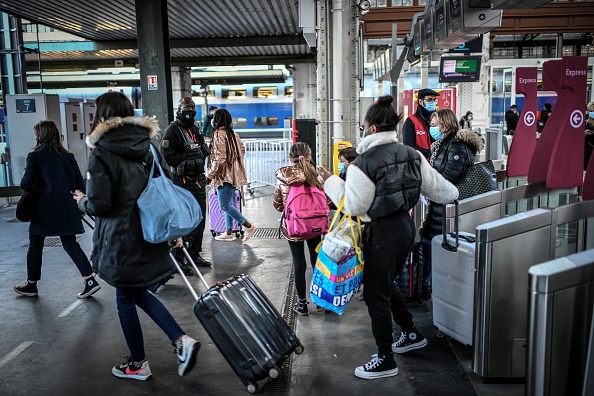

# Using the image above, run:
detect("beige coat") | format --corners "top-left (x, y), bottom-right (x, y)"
top-left (207, 128), bottom-right (248, 190)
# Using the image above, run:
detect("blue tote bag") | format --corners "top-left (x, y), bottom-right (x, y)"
top-left (137, 145), bottom-right (202, 244)
top-left (310, 198), bottom-right (364, 315)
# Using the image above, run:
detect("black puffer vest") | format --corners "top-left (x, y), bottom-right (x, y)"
top-left (355, 142), bottom-right (422, 219)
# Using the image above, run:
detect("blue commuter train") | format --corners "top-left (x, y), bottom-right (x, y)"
top-left (194, 80), bottom-right (294, 138)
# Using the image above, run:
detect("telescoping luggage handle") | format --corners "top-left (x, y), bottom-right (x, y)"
top-left (168, 246), bottom-right (210, 301)
top-left (441, 201), bottom-right (476, 253)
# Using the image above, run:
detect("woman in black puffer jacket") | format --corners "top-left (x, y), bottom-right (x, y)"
top-left (420, 109), bottom-right (484, 298)
top-left (74, 92), bottom-right (200, 381)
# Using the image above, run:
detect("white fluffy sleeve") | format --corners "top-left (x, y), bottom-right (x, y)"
top-left (324, 166), bottom-right (375, 219)
top-left (418, 151), bottom-right (459, 203)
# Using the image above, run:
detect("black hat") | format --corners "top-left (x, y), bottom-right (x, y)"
top-left (418, 88), bottom-right (440, 99)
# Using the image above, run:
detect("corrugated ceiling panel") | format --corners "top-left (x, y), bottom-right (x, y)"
top-left (1, 0), bottom-right (307, 65)
top-left (0, 0), bottom-right (138, 41)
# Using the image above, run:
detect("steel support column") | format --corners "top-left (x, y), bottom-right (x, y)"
top-left (134, 0), bottom-right (173, 131)
top-left (318, 0), bottom-right (360, 168)
top-left (170, 66), bottom-right (192, 106)
top-left (293, 63), bottom-right (316, 119)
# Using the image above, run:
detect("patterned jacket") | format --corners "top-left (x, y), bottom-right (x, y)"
top-left (207, 128), bottom-right (247, 190)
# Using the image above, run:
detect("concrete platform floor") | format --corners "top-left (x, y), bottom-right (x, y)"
top-left (0, 186), bottom-right (523, 395)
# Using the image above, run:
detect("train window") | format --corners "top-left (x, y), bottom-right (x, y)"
top-left (253, 87), bottom-right (278, 98)
top-left (233, 117), bottom-right (248, 128)
top-left (222, 88), bottom-right (246, 99)
top-left (285, 86), bottom-right (293, 97)
top-left (254, 117), bottom-right (279, 127)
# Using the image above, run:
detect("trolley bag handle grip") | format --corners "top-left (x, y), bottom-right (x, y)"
top-left (441, 200), bottom-right (459, 252)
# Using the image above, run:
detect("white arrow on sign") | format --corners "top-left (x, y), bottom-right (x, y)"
top-left (524, 111), bottom-right (536, 126)
top-left (570, 110), bottom-right (583, 128)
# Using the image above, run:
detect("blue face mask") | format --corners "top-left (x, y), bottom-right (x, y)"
top-left (338, 163), bottom-right (346, 173)
top-left (424, 101), bottom-right (437, 112)
top-left (429, 126), bottom-right (443, 140)
top-left (590, 111), bottom-right (594, 119)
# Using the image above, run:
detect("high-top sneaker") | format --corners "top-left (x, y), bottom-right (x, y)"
top-left (14, 281), bottom-right (38, 297)
top-left (354, 353), bottom-right (398, 379)
top-left (78, 276), bottom-right (101, 299)
top-left (392, 328), bottom-right (428, 353)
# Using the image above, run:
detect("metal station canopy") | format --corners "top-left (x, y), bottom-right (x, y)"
top-left (0, 0), bottom-right (314, 67)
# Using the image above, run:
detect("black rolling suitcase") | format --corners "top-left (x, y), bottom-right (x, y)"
top-left (170, 248), bottom-right (304, 394)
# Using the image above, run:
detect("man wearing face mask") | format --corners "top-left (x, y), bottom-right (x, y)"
top-left (159, 97), bottom-right (211, 277)
top-left (402, 88), bottom-right (440, 159)
top-left (201, 106), bottom-right (217, 138)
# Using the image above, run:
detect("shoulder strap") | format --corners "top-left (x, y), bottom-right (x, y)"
top-left (174, 123), bottom-right (194, 145)
top-left (148, 145), bottom-right (163, 178)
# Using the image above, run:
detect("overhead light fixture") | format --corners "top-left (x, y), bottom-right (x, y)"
top-left (358, 0), bottom-right (371, 16)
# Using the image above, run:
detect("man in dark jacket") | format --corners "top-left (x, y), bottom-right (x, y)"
top-left (402, 88), bottom-right (440, 159)
top-left (160, 97), bottom-right (211, 274)
top-left (505, 104), bottom-right (519, 135)
top-left (201, 106), bottom-right (217, 138)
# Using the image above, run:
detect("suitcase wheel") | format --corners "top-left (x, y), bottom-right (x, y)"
top-left (247, 382), bottom-right (258, 394)
top-left (294, 344), bottom-right (304, 355)
top-left (435, 327), bottom-right (444, 338)
top-left (211, 230), bottom-right (217, 237)
top-left (268, 366), bottom-right (281, 379)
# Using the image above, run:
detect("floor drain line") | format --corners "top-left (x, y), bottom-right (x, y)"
top-left (265, 264), bottom-right (297, 396)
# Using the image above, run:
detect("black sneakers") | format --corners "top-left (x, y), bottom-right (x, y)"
top-left (112, 357), bottom-right (152, 381)
top-left (180, 262), bottom-right (194, 276)
top-left (354, 353), bottom-right (399, 379)
top-left (14, 281), bottom-right (38, 297)
top-left (392, 329), bottom-right (428, 353)
top-left (293, 300), bottom-right (309, 316)
top-left (191, 255), bottom-right (212, 268)
top-left (175, 335), bottom-right (200, 377)
top-left (78, 276), bottom-right (101, 299)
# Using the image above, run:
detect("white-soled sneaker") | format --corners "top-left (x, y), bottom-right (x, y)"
top-left (176, 335), bottom-right (200, 377)
top-left (214, 232), bottom-right (237, 242)
top-left (392, 330), bottom-right (428, 353)
top-left (112, 357), bottom-right (152, 381)
top-left (243, 224), bottom-right (257, 242)
top-left (354, 353), bottom-right (398, 379)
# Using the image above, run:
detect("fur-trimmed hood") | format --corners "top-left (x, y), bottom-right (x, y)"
top-left (86, 116), bottom-right (159, 148)
top-left (86, 116), bottom-right (160, 161)
top-left (453, 128), bottom-right (484, 154)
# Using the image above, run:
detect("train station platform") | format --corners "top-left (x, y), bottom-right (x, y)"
top-left (0, 186), bottom-right (524, 396)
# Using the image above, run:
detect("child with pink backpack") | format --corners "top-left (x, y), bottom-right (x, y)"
top-left (273, 142), bottom-right (330, 316)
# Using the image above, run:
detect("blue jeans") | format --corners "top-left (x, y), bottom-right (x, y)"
top-left (217, 183), bottom-right (247, 230)
top-left (27, 233), bottom-right (92, 282)
top-left (116, 287), bottom-right (184, 362)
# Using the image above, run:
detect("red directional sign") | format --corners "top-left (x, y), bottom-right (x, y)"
top-left (545, 56), bottom-right (587, 189)
top-left (507, 67), bottom-right (537, 177)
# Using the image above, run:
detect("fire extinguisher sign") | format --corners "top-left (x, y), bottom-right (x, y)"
top-left (147, 75), bottom-right (158, 90)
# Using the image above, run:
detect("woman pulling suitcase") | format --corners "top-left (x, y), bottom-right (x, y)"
top-left (73, 92), bottom-right (200, 381)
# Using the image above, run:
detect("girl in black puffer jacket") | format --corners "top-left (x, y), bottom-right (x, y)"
top-left (420, 109), bottom-right (484, 297)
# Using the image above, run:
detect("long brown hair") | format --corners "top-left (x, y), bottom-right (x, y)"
top-left (34, 120), bottom-right (69, 154)
top-left (213, 108), bottom-right (240, 163)
top-left (290, 142), bottom-right (322, 189)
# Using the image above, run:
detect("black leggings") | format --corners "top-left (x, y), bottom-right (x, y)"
top-left (288, 236), bottom-right (322, 300)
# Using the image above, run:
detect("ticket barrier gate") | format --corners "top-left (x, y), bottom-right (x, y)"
top-left (526, 249), bottom-right (594, 396)
top-left (473, 200), bottom-right (594, 380)
top-left (441, 181), bottom-right (579, 235)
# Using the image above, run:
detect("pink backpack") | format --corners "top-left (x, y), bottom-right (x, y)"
top-left (284, 184), bottom-right (330, 239)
